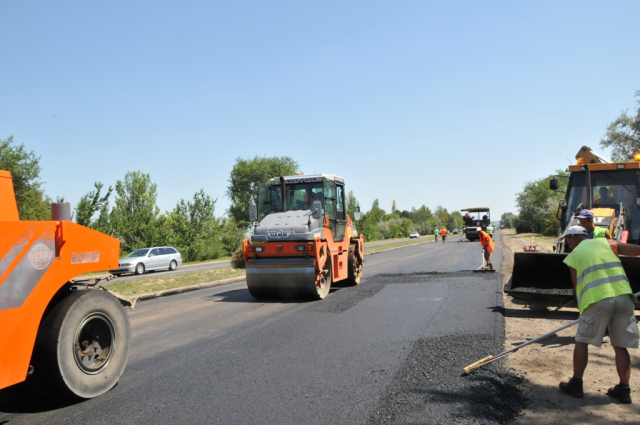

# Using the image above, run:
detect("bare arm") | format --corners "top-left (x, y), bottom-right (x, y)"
top-left (605, 229), bottom-right (612, 239)
top-left (607, 239), bottom-right (640, 257)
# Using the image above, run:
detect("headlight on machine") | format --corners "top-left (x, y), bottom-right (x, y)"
top-left (248, 246), bottom-right (264, 252)
top-left (295, 245), bottom-right (314, 252)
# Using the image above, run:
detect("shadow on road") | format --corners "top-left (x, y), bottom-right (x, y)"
top-left (202, 288), bottom-right (334, 304)
top-left (0, 382), bottom-right (84, 414)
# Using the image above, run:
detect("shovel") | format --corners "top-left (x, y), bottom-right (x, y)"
top-left (473, 249), bottom-right (495, 273)
top-left (463, 290), bottom-right (640, 374)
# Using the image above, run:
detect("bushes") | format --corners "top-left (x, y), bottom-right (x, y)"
top-left (231, 248), bottom-right (246, 269)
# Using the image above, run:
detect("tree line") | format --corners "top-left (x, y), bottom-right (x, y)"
top-left (503, 90), bottom-right (640, 236)
top-left (1, 136), bottom-right (469, 262)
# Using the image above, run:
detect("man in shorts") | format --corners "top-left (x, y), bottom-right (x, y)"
top-left (559, 225), bottom-right (640, 403)
top-left (433, 227), bottom-right (438, 242)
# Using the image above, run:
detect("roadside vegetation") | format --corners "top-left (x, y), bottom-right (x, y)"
top-left (502, 90), bottom-right (640, 236)
top-left (1, 139), bottom-right (468, 264)
top-left (106, 267), bottom-right (246, 296)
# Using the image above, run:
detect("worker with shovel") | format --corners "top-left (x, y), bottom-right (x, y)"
top-left (478, 228), bottom-right (494, 270)
top-left (559, 225), bottom-right (640, 403)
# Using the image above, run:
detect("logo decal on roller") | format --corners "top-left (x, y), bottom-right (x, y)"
top-left (28, 243), bottom-right (54, 270)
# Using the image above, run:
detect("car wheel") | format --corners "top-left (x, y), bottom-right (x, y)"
top-left (169, 260), bottom-right (177, 271)
top-left (135, 263), bottom-right (145, 275)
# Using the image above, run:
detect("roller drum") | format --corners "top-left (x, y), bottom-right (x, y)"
top-left (246, 257), bottom-right (321, 299)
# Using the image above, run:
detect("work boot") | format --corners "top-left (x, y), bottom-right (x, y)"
top-left (607, 384), bottom-right (632, 404)
top-left (559, 377), bottom-right (584, 398)
top-left (487, 264), bottom-right (493, 270)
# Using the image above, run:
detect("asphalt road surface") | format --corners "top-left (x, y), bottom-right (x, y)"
top-left (0, 229), bottom-right (526, 424)
top-left (111, 235), bottom-right (464, 283)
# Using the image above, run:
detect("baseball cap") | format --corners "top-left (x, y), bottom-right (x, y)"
top-left (576, 209), bottom-right (594, 219)
top-left (563, 225), bottom-right (588, 237)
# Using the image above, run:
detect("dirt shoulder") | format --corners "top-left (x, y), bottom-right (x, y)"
top-left (500, 229), bottom-right (640, 423)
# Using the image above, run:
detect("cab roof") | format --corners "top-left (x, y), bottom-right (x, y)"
top-left (268, 174), bottom-right (345, 185)
top-left (461, 207), bottom-right (490, 212)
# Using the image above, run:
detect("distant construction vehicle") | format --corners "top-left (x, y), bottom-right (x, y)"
top-left (0, 170), bottom-right (130, 399)
top-left (505, 146), bottom-right (640, 307)
top-left (460, 207), bottom-right (491, 241)
top-left (243, 174), bottom-right (365, 300)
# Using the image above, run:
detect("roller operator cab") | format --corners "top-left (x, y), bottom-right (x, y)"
top-left (243, 174), bottom-right (365, 300)
top-left (0, 170), bottom-right (131, 399)
top-left (461, 207), bottom-right (491, 241)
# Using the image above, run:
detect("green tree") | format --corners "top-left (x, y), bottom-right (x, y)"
top-left (346, 190), bottom-right (359, 219)
top-left (75, 182), bottom-right (112, 233)
top-left (358, 199), bottom-right (386, 241)
top-left (226, 156), bottom-right (300, 225)
top-left (110, 171), bottom-right (161, 252)
top-left (434, 206), bottom-right (450, 229)
top-left (600, 90), bottom-right (640, 161)
top-left (448, 211), bottom-right (463, 231)
top-left (501, 212), bottom-right (516, 229)
top-left (0, 136), bottom-right (51, 220)
top-left (167, 189), bottom-right (221, 262)
top-left (515, 170), bottom-right (568, 235)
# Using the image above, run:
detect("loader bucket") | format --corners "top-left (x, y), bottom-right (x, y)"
top-left (506, 252), bottom-right (640, 307)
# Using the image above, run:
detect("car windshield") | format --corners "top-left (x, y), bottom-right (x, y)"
top-left (127, 248), bottom-right (150, 257)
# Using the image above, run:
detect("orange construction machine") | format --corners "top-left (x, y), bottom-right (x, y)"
top-left (243, 174), bottom-right (365, 300)
top-left (0, 170), bottom-right (130, 399)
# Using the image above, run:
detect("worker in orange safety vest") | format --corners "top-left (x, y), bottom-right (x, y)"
top-left (478, 228), bottom-right (495, 270)
top-left (440, 227), bottom-right (447, 243)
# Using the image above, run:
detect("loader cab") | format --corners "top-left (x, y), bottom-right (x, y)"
top-left (562, 169), bottom-right (640, 242)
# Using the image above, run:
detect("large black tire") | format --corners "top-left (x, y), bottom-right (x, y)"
top-left (32, 290), bottom-right (131, 399)
top-left (308, 261), bottom-right (332, 300)
top-left (344, 247), bottom-right (363, 286)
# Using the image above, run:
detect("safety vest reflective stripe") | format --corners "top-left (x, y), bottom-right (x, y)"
top-left (577, 274), bottom-right (629, 305)
top-left (576, 261), bottom-right (624, 286)
top-left (565, 238), bottom-right (632, 313)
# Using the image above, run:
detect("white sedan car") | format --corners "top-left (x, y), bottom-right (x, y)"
top-left (409, 232), bottom-right (420, 239)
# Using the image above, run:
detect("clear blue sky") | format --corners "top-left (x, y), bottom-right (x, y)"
top-left (2, 1), bottom-right (639, 222)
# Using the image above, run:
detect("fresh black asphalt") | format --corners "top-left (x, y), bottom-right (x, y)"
top-left (0, 230), bottom-right (528, 424)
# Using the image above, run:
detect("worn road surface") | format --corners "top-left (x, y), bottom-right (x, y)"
top-left (0, 230), bottom-right (527, 424)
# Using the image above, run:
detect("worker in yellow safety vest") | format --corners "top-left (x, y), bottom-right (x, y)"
top-left (478, 228), bottom-right (494, 270)
top-left (559, 225), bottom-right (640, 403)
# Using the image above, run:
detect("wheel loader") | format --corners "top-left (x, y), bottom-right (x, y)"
top-left (243, 174), bottom-right (365, 300)
top-left (0, 170), bottom-right (130, 398)
top-left (505, 146), bottom-right (640, 307)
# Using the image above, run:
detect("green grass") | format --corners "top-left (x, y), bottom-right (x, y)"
top-left (107, 267), bottom-right (246, 296)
